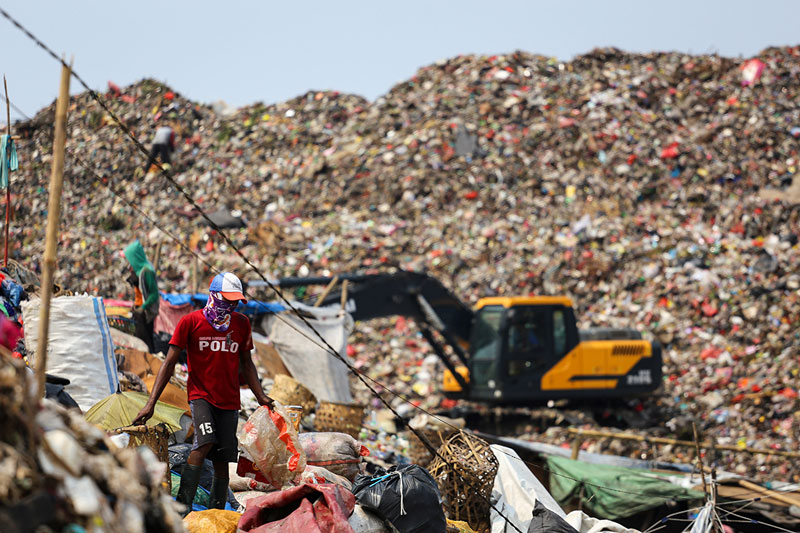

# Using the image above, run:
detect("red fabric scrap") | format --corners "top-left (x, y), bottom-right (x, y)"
top-left (238, 483), bottom-right (355, 533)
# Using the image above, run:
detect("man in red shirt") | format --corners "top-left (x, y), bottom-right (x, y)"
top-left (134, 272), bottom-right (272, 512)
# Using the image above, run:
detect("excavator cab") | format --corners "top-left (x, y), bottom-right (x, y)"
top-left (444, 297), bottom-right (661, 403)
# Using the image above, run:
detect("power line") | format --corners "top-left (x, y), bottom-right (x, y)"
top-left (0, 7), bottom-right (527, 530)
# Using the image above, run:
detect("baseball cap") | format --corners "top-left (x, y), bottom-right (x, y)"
top-left (209, 272), bottom-right (247, 303)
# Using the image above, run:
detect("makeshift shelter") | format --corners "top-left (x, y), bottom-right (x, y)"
top-left (545, 456), bottom-right (705, 520)
top-left (85, 391), bottom-right (185, 432)
top-left (262, 301), bottom-right (354, 404)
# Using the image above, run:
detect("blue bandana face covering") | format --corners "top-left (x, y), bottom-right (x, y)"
top-left (203, 292), bottom-right (237, 332)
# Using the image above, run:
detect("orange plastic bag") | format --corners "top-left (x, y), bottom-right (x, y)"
top-left (238, 404), bottom-right (306, 488)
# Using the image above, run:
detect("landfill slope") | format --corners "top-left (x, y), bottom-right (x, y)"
top-left (11, 47), bottom-right (800, 481)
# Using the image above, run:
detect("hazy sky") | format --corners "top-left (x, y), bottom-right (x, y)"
top-left (2, 1), bottom-right (798, 122)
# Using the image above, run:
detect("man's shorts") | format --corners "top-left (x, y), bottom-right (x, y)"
top-left (189, 399), bottom-right (239, 463)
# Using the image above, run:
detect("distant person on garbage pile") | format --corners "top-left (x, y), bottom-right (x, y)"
top-left (123, 240), bottom-right (159, 353)
top-left (133, 272), bottom-right (273, 514)
top-left (144, 123), bottom-right (176, 170)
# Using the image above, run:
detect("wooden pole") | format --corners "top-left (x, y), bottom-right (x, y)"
top-left (340, 279), bottom-right (349, 311)
top-left (3, 76), bottom-right (11, 268)
top-left (692, 422), bottom-right (710, 502)
top-left (567, 428), bottom-right (800, 459)
top-left (314, 275), bottom-right (339, 307)
top-left (35, 62), bottom-right (71, 400)
top-left (738, 479), bottom-right (800, 507)
top-left (153, 240), bottom-right (163, 275)
top-left (571, 436), bottom-right (582, 460)
top-left (191, 256), bottom-right (198, 294)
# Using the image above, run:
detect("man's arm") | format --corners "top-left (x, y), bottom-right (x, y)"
top-left (240, 348), bottom-right (273, 407)
top-left (132, 345), bottom-right (181, 424)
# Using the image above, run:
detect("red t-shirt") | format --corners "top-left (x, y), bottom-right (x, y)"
top-left (170, 310), bottom-right (254, 410)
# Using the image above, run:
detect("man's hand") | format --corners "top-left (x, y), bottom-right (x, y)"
top-left (132, 402), bottom-right (155, 426)
top-left (258, 394), bottom-right (274, 409)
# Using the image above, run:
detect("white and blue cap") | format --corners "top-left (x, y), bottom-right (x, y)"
top-left (209, 272), bottom-right (247, 303)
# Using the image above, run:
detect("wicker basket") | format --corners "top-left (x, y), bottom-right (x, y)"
top-left (269, 374), bottom-right (316, 416)
top-left (428, 432), bottom-right (499, 533)
top-left (408, 427), bottom-right (458, 467)
top-left (314, 401), bottom-right (365, 438)
top-left (114, 424), bottom-right (172, 492)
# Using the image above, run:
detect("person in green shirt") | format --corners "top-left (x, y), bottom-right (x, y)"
top-left (123, 240), bottom-right (160, 352)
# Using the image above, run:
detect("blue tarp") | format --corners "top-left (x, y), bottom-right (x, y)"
top-left (160, 293), bottom-right (285, 316)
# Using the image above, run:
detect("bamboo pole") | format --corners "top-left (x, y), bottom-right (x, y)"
top-left (3, 75), bottom-right (11, 268)
top-left (35, 62), bottom-right (71, 400)
top-left (153, 240), bottom-right (163, 275)
top-left (340, 279), bottom-right (349, 311)
top-left (692, 422), bottom-right (710, 501)
top-left (567, 428), bottom-right (800, 459)
top-left (738, 479), bottom-right (800, 507)
top-left (314, 275), bottom-right (339, 307)
top-left (192, 255), bottom-right (198, 294)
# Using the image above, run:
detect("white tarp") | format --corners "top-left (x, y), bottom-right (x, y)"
top-left (490, 444), bottom-right (566, 533)
top-left (262, 301), bottom-right (353, 403)
top-left (22, 295), bottom-right (119, 411)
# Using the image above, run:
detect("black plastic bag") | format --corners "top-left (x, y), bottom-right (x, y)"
top-left (353, 464), bottom-right (446, 533)
top-left (526, 500), bottom-right (577, 533)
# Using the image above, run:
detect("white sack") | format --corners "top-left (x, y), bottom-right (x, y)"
top-left (490, 444), bottom-right (566, 533)
top-left (22, 295), bottom-right (119, 410)
top-left (262, 301), bottom-right (353, 403)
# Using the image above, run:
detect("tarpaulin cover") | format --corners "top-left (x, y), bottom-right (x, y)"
top-left (238, 483), bottom-right (356, 533)
top-left (546, 456), bottom-right (704, 520)
top-left (160, 293), bottom-right (284, 316)
top-left (22, 295), bottom-right (119, 411)
top-left (352, 465), bottom-right (446, 533)
top-left (489, 445), bottom-right (565, 533)
top-left (154, 297), bottom-right (193, 336)
top-left (263, 301), bottom-right (353, 403)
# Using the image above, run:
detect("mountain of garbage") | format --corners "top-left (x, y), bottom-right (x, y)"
top-left (10, 46), bottom-right (800, 480)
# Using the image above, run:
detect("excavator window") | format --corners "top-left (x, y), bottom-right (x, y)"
top-left (553, 309), bottom-right (566, 355)
top-left (469, 305), bottom-right (504, 388)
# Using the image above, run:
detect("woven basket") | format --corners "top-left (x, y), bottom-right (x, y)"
top-left (114, 424), bottom-right (172, 492)
top-left (408, 427), bottom-right (458, 467)
top-left (269, 374), bottom-right (316, 416)
top-left (315, 401), bottom-right (365, 438)
top-left (428, 432), bottom-right (498, 533)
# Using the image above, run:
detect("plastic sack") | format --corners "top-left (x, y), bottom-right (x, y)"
top-left (232, 455), bottom-right (273, 492)
top-left (349, 505), bottom-right (389, 533)
top-left (21, 296), bottom-right (119, 410)
top-left (353, 465), bottom-right (446, 533)
top-left (238, 404), bottom-right (306, 488)
top-left (297, 464), bottom-right (354, 491)
top-left (183, 509), bottom-right (240, 533)
top-left (300, 431), bottom-right (370, 481)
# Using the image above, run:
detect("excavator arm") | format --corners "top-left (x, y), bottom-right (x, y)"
top-left (251, 271), bottom-right (474, 390)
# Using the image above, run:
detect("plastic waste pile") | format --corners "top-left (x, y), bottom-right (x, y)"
top-left (8, 46), bottom-right (800, 481)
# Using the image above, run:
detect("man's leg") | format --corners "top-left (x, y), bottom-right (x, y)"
top-left (209, 460), bottom-right (230, 510)
top-left (178, 400), bottom-right (217, 514)
top-left (177, 442), bottom-right (211, 513)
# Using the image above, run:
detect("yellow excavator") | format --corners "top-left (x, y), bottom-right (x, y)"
top-left (258, 271), bottom-right (661, 404)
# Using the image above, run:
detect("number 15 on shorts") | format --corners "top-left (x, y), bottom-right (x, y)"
top-left (199, 422), bottom-right (213, 436)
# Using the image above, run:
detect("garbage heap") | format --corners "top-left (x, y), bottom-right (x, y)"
top-left (9, 46), bottom-right (800, 480)
top-left (0, 353), bottom-right (184, 532)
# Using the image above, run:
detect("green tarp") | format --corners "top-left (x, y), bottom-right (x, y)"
top-left (546, 455), bottom-right (705, 520)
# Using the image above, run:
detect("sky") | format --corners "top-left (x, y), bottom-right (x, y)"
top-left (1, 0), bottom-right (799, 122)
